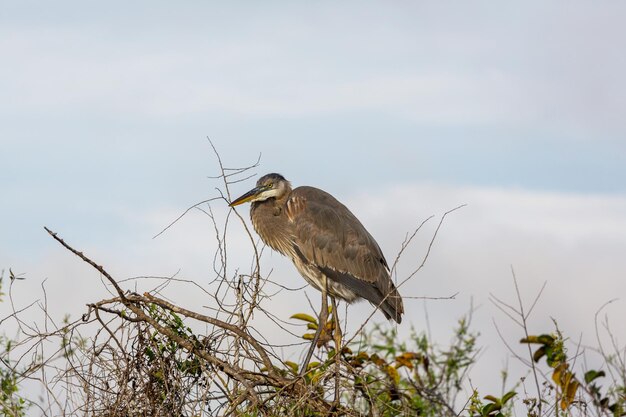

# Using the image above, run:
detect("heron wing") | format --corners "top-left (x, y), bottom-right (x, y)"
top-left (287, 186), bottom-right (403, 322)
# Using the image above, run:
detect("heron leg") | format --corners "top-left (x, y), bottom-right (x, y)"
top-left (331, 296), bottom-right (342, 406)
top-left (299, 285), bottom-right (328, 376)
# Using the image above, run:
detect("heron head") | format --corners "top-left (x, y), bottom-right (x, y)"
top-left (229, 173), bottom-right (292, 207)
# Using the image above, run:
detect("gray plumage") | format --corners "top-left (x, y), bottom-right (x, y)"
top-left (230, 173), bottom-right (404, 323)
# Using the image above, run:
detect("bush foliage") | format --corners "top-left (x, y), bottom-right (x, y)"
top-left (2, 254), bottom-right (625, 416)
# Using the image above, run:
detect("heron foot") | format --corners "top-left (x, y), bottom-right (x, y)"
top-left (316, 317), bottom-right (334, 348)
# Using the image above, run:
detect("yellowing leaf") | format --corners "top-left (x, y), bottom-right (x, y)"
top-left (551, 362), bottom-right (580, 410)
top-left (285, 361), bottom-right (299, 375)
top-left (290, 313), bottom-right (317, 324)
top-left (552, 363), bottom-right (567, 385)
top-left (520, 334), bottom-right (555, 345)
top-left (302, 332), bottom-right (316, 340)
top-left (369, 353), bottom-right (386, 367)
top-left (395, 355), bottom-right (414, 370)
top-left (386, 365), bottom-right (400, 385)
top-left (561, 379), bottom-right (580, 410)
top-left (403, 352), bottom-right (421, 360)
top-left (520, 335), bottom-right (540, 344)
top-left (395, 352), bottom-right (420, 369)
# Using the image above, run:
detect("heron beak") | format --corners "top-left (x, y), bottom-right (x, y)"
top-left (229, 186), bottom-right (264, 207)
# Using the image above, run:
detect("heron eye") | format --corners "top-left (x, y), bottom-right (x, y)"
top-left (267, 183), bottom-right (274, 188)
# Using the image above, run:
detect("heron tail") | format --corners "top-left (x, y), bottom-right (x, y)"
top-left (379, 282), bottom-right (404, 324)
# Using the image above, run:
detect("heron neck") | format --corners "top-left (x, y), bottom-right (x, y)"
top-left (250, 194), bottom-right (292, 256)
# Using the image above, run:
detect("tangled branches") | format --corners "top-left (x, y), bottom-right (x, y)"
top-left (3, 148), bottom-right (463, 416)
top-left (40, 217), bottom-right (458, 416)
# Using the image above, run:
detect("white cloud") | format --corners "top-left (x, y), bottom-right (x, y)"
top-left (346, 183), bottom-right (626, 393)
top-left (2, 1), bottom-right (625, 136)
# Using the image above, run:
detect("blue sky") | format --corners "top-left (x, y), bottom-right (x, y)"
top-left (3, 1), bottom-right (626, 202)
top-left (2, 1), bottom-right (626, 403)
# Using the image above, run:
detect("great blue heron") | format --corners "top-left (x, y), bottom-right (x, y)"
top-left (229, 173), bottom-right (404, 372)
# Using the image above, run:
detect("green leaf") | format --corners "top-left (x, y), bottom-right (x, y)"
top-left (483, 395), bottom-right (499, 403)
top-left (145, 347), bottom-right (155, 361)
top-left (285, 361), bottom-right (299, 375)
top-left (501, 390), bottom-right (517, 404)
top-left (584, 370), bottom-right (606, 384)
top-left (302, 332), bottom-right (315, 340)
top-left (481, 402), bottom-right (501, 415)
top-left (533, 345), bottom-right (547, 363)
top-left (290, 313), bottom-right (317, 324)
top-left (537, 334), bottom-right (555, 344)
